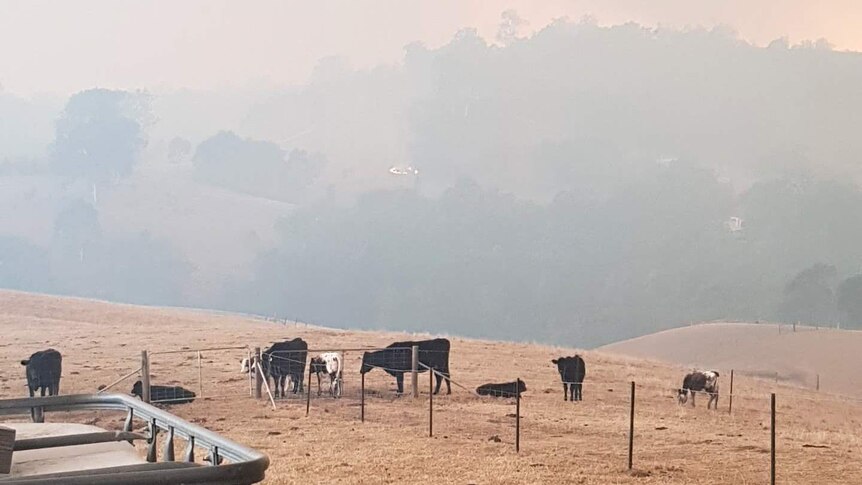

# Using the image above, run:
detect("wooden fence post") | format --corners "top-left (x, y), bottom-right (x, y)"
top-left (515, 377), bottom-right (521, 453)
top-left (771, 393), bottom-right (776, 485)
top-left (254, 347), bottom-right (262, 399)
top-left (141, 350), bottom-right (151, 404)
top-left (816, 373), bottom-right (820, 391)
top-left (0, 425), bottom-right (14, 474)
top-left (728, 369), bottom-right (734, 415)
top-left (628, 381), bottom-right (635, 470)
top-left (411, 346), bottom-right (419, 398)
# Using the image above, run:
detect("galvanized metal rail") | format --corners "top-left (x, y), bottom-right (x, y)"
top-left (0, 393), bottom-right (269, 484)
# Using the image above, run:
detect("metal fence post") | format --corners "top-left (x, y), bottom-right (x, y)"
top-left (515, 378), bottom-right (521, 453)
top-left (254, 347), bottom-right (262, 400)
top-left (429, 369), bottom-right (434, 437)
top-left (628, 381), bottom-right (635, 470)
top-left (141, 350), bottom-right (151, 404)
top-left (163, 426), bottom-right (175, 462)
top-left (771, 393), bottom-right (776, 485)
top-left (305, 369), bottom-right (312, 416)
top-left (816, 373), bottom-right (820, 391)
top-left (411, 345), bottom-right (419, 398)
top-left (197, 351), bottom-right (203, 397)
top-left (360, 372), bottom-right (365, 422)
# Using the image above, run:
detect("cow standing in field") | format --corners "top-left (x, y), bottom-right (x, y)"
top-left (309, 352), bottom-right (343, 398)
top-left (552, 355), bottom-right (586, 402)
top-left (678, 370), bottom-right (720, 409)
top-left (20, 349), bottom-right (62, 398)
top-left (476, 380), bottom-right (526, 398)
top-left (262, 338), bottom-right (308, 398)
top-left (360, 338), bottom-right (452, 395)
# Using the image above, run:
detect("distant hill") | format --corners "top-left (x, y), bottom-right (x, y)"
top-left (599, 322), bottom-right (862, 397)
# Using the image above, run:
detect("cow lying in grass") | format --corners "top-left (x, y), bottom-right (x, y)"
top-left (476, 380), bottom-right (526, 398)
top-left (678, 370), bottom-right (719, 409)
top-left (131, 380), bottom-right (196, 405)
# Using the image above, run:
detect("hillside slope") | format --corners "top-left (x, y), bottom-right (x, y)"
top-left (600, 322), bottom-right (862, 397)
top-left (2, 292), bottom-right (861, 484)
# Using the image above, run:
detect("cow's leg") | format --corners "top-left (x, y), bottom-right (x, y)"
top-left (691, 391), bottom-right (696, 407)
top-left (395, 372), bottom-right (404, 394)
top-left (575, 383), bottom-right (581, 401)
top-left (433, 371), bottom-right (443, 395)
top-left (563, 383), bottom-right (568, 401)
top-left (40, 387), bottom-right (46, 397)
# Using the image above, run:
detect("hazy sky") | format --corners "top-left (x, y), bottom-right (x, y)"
top-left (2, 0), bottom-right (860, 96)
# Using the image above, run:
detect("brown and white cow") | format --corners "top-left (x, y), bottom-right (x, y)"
top-left (309, 352), bottom-right (344, 398)
top-left (678, 370), bottom-right (720, 409)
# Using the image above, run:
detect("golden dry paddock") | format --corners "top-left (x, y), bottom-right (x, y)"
top-left (2, 290), bottom-right (861, 484)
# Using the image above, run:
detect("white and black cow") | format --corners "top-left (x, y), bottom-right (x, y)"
top-left (309, 352), bottom-right (344, 398)
top-left (678, 370), bottom-right (720, 409)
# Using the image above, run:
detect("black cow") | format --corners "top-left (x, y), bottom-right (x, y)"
top-left (552, 355), bottom-right (586, 402)
top-left (360, 338), bottom-right (451, 395)
top-left (20, 349), bottom-right (62, 398)
top-left (131, 380), bottom-right (196, 405)
top-left (263, 338), bottom-right (308, 398)
top-left (678, 370), bottom-right (720, 409)
top-left (476, 380), bottom-right (526, 398)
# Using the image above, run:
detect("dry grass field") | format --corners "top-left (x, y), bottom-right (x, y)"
top-left (2, 291), bottom-right (862, 484)
top-left (600, 322), bottom-right (862, 398)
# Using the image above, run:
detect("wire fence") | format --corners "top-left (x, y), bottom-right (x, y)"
top-left (145, 346), bottom-right (254, 404)
top-left (118, 340), bottom-right (862, 477)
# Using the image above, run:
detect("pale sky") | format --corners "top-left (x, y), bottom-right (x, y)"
top-left (2, 0), bottom-right (861, 97)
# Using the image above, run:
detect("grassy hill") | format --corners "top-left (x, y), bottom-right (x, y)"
top-left (1, 292), bottom-right (861, 484)
top-left (599, 322), bottom-right (862, 398)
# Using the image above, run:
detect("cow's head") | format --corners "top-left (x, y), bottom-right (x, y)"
top-left (131, 380), bottom-right (143, 398)
top-left (309, 357), bottom-right (326, 374)
top-left (360, 352), bottom-right (374, 374)
top-left (517, 379), bottom-right (527, 394)
top-left (551, 357), bottom-right (574, 376)
top-left (677, 388), bottom-right (688, 405)
top-left (240, 358), bottom-right (250, 373)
